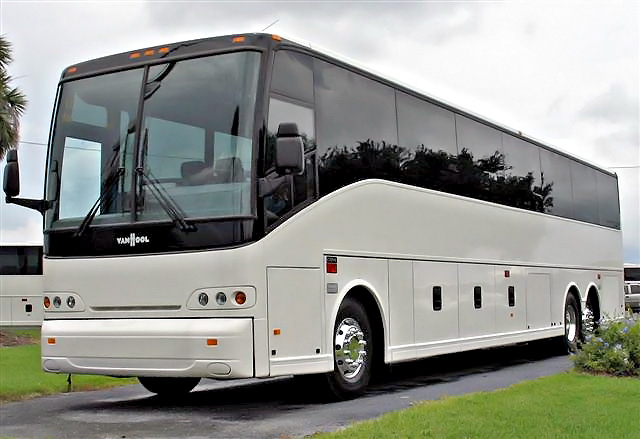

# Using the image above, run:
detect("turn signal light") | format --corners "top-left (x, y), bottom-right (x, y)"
top-left (234, 291), bottom-right (247, 305)
top-left (44, 296), bottom-right (51, 309)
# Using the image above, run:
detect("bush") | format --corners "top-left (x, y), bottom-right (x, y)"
top-left (573, 314), bottom-right (640, 376)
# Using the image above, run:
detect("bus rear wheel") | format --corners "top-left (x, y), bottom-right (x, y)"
top-left (563, 294), bottom-right (580, 353)
top-left (326, 297), bottom-right (373, 399)
top-left (138, 377), bottom-right (200, 396)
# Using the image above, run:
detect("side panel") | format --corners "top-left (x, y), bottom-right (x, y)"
top-left (526, 272), bottom-right (552, 329)
top-left (458, 264), bottom-right (496, 338)
top-left (388, 259), bottom-right (415, 361)
top-left (413, 261), bottom-right (459, 344)
top-left (267, 267), bottom-right (330, 376)
top-left (495, 266), bottom-right (527, 333)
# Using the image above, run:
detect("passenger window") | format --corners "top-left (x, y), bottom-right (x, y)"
top-left (596, 171), bottom-right (620, 229)
top-left (539, 148), bottom-right (573, 219)
top-left (271, 50), bottom-right (314, 103)
top-left (397, 92), bottom-right (457, 156)
top-left (502, 134), bottom-right (546, 212)
top-left (570, 162), bottom-right (598, 224)
top-left (314, 59), bottom-right (398, 196)
top-left (455, 115), bottom-right (505, 203)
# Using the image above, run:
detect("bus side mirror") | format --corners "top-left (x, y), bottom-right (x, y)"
top-left (3, 149), bottom-right (20, 198)
top-left (275, 122), bottom-right (304, 176)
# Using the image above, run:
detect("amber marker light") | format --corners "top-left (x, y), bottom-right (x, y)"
top-left (144, 49), bottom-right (154, 56)
top-left (232, 36), bottom-right (246, 43)
top-left (44, 296), bottom-right (51, 309)
top-left (207, 338), bottom-right (218, 346)
top-left (234, 291), bottom-right (247, 305)
top-left (271, 34), bottom-right (282, 41)
top-left (47, 338), bottom-right (56, 345)
top-left (158, 47), bottom-right (170, 54)
top-left (67, 66), bottom-right (77, 74)
top-left (129, 52), bottom-right (142, 59)
top-left (273, 329), bottom-right (281, 335)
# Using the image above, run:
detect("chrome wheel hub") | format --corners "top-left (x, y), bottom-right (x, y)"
top-left (565, 306), bottom-right (578, 342)
top-left (334, 317), bottom-right (368, 382)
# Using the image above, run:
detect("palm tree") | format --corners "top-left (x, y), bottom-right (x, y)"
top-left (0, 35), bottom-right (28, 161)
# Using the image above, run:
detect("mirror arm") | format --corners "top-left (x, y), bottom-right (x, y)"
top-left (5, 196), bottom-right (51, 215)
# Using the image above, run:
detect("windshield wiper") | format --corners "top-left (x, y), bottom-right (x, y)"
top-left (135, 129), bottom-right (196, 232)
top-left (74, 167), bottom-right (124, 237)
top-left (137, 169), bottom-right (196, 232)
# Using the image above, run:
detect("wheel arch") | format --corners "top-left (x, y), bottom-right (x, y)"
top-left (565, 283), bottom-right (582, 315)
top-left (584, 283), bottom-right (601, 322)
top-left (333, 280), bottom-right (387, 366)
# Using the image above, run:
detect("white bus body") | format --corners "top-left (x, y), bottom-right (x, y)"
top-left (42, 180), bottom-right (623, 379)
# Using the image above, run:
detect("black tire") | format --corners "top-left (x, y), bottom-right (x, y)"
top-left (563, 294), bottom-right (580, 353)
top-left (138, 377), bottom-right (200, 396)
top-left (325, 297), bottom-right (373, 399)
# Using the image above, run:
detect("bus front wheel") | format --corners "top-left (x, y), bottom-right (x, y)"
top-left (138, 377), bottom-right (201, 396)
top-left (326, 297), bottom-right (373, 399)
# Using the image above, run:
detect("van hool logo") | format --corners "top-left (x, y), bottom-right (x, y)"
top-left (116, 233), bottom-right (150, 247)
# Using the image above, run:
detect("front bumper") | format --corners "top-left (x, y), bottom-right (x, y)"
top-left (41, 318), bottom-right (254, 378)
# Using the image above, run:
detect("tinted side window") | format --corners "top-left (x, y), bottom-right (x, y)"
top-left (456, 115), bottom-right (503, 163)
top-left (315, 60), bottom-right (398, 196)
top-left (0, 246), bottom-right (42, 275)
top-left (539, 149), bottom-right (573, 219)
top-left (395, 92), bottom-right (459, 193)
top-left (271, 50), bottom-right (314, 103)
top-left (596, 172), bottom-right (620, 229)
top-left (455, 115), bottom-right (505, 203)
top-left (502, 135), bottom-right (546, 212)
top-left (396, 92), bottom-right (457, 155)
top-left (570, 162), bottom-right (598, 224)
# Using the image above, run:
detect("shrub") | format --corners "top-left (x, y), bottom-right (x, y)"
top-left (573, 314), bottom-right (640, 376)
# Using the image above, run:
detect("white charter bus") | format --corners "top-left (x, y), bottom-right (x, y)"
top-left (3, 33), bottom-right (624, 398)
top-left (0, 245), bottom-right (43, 327)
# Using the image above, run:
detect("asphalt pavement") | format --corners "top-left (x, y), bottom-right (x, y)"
top-left (0, 342), bottom-right (573, 439)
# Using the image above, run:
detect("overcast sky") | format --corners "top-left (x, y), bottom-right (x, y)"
top-left (0, 0), bottom-right (638, 263)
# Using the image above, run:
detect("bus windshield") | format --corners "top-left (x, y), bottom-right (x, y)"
top-left (47, 51), bottom-right (260, 230)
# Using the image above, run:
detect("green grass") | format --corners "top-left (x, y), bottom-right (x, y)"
top-left (315, 372), bottom-right (640, 439)
top-left (0, 334), bottom-right (136, 402)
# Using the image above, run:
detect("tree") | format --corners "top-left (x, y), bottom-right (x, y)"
top-left (0, 35), bottom-right (28, 161)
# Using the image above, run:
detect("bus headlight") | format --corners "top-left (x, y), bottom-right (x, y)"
top-left (66, 296), bottom-right (76, 308)
top-left (198, 292), bottom-right (209, 306)
top-left (53, 296), bottom-right (62, 308)
top-left (215, 292), bottom-right (227, 306)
